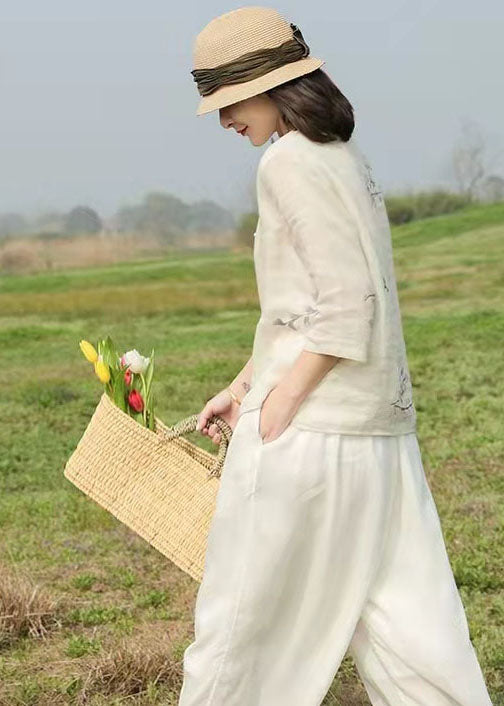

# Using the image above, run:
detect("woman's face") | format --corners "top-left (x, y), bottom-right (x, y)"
top-left (219, 94), bottom-right (288, 146)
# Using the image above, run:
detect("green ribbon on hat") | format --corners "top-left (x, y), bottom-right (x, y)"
top-left (191, 23), bottom-right (311, 97)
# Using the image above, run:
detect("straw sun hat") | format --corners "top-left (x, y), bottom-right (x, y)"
top-left (191, 6), bottom-right (325, 116)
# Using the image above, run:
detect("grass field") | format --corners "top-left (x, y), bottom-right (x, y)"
top-left (1, 202), bottom-right (503, 705)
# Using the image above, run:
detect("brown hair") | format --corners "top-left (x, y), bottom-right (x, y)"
top-left (265, 68), bottom-right (355, 143)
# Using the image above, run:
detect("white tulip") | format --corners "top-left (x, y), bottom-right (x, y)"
top-left (122, 349), bottom-right (150, 375)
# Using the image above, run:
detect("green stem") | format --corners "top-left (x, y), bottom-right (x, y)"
top-left (140, 372), bottom-right (147, 426)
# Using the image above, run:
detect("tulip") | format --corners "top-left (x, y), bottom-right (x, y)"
top-left (128, 389), bottom-right (144, 413)
top-left (122, 349), bottom-right (150, 375)
top-left (94, 355), bottom-right (110, 384)
top-left (124, 368), bottom-right (132, 386)
top-left (80, 339), bottom-right (98, 363)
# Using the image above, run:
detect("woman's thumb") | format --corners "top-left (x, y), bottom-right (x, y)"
top-left (196, 403), bottom-right (213, 431)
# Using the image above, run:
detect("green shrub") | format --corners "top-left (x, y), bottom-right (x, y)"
top-left (385, 189), bottom-right (473, 225)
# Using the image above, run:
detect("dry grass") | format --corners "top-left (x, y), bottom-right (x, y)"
top-left (0, 228), bottom-right (240, 275)
top-left (0, 563), bottom-right (62, 648)
top-left (76, 637), bottom-right (183, 702)
top-left (0, 232), bottom-right (168, 274)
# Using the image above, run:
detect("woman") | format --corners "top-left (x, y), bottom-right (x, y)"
top-left (179, 7), bottom-right (494, 706)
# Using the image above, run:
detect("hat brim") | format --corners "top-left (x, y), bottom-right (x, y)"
top-left (195, 56), bottom-right (325, 116)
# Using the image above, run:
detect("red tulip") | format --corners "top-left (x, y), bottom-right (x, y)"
top-left (128, 389), bottom-right (144, 413)
top-left (124, 368), bottom-right (132, 385)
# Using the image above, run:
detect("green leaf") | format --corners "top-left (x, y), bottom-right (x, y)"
top-left (102, 336), bottom-right (119, 370)
top-left (114, 389), bottom-right (127, 413)
top-left (108, 367), bottom-right (121, 393)
top-left (131, 409), bottom-right (143, 424)
top-left (113, 374), bottom-right (127, 412)
top-left (146, 408), bottom-right (156, 431)
top-left (145, 350), bottom-right (155, 391)
top-left (147, 391), bottom-right (156, 430)
top-left (142, 350), bottom-right (155, 424)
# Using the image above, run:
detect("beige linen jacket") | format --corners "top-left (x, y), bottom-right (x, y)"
top-left (238, 129), bottom-right (417, 436)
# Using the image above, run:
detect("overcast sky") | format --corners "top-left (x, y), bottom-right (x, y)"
top-left (1, 1), bottom-right (502, 220)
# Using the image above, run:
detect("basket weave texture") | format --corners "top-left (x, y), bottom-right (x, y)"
top-left (64, 392), bottom-right (232, 583)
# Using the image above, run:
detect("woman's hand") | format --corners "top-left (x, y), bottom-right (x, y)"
top-left (259, 386), bottom-right (300, 444)
top-left (196, 388), bottom-right (240, 445)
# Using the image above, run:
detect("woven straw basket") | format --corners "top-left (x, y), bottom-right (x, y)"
top-left (63, 391), bottom-right (234, 583)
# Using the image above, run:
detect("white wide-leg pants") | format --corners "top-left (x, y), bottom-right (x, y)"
top-left (178, 407), bottom-right (493, 706)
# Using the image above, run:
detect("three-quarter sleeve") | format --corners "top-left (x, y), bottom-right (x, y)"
top-left (259, 148), bottom-right (376, 363)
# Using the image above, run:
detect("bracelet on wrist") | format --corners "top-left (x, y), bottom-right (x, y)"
top-left (227, 385), bottom-right (242, 406)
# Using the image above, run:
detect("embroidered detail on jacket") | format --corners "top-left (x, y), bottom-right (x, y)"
top-left (273, 305), bottom-right (320, 331)
top-left (362, 161), bottom-right (384, 208)
top-left (364, 292), bottom-right (376, 302)
top-left (390, 364), bottom-right (414, 412)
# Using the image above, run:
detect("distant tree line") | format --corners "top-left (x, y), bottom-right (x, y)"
top-left (116, 192), bottom-right (234, 241)
top-left (0, 191), bottom-right (235, 240)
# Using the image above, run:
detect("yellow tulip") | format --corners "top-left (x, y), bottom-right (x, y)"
top-left (94, 359), bottom-right (110, 384)
top-left (80, 339), bottom-right (98, 363)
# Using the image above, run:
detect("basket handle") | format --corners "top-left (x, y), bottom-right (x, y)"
top-left (157, 413), bottom-right (234, 479)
